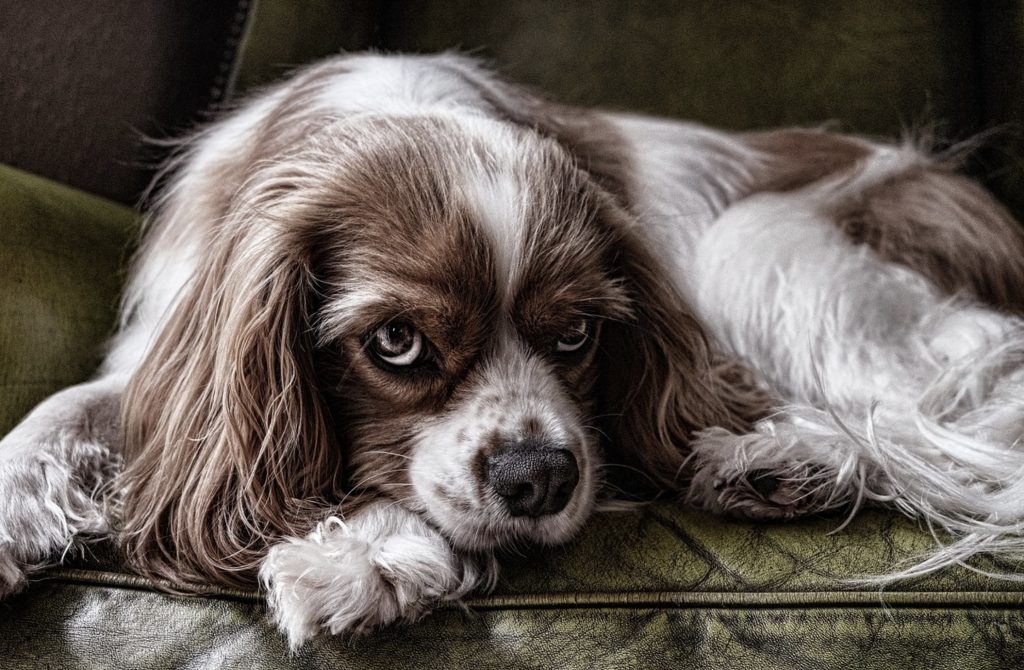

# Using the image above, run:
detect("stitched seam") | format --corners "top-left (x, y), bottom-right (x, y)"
top-left (38, 568), bottom-right (1024, 609)
top-left (457, 591), bottom-right (1024, 610)
top-left (211, 0), bottom-right (255, 104)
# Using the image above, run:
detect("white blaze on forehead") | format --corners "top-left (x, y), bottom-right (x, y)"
top-left (464, 169), bottom-right (529, 303)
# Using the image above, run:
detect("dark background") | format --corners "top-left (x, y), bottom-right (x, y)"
top-left (1, 0), bottom-right (1022, 215)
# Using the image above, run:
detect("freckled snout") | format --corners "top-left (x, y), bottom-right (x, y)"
top-left (486, 440), bottom-right (579, 517)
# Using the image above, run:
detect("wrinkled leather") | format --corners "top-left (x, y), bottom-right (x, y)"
top-left (2, 505), bottom-right (1024, 668)
top-left (4, 585), bottom-right (1024, 669)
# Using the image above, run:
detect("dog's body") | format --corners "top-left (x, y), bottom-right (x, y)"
top-left (4, 53), bottom-right (1024, 647)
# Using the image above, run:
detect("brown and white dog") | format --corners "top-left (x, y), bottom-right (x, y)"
top-left (3, 53), bottom-right (1024, 647)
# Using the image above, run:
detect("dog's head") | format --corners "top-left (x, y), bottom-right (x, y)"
top-left (119, 95), bottom-right (758, 588)
top-left (319, 118), bottom-right (620, 547)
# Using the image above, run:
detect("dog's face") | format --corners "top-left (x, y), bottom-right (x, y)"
top-left (311, 115), bottom-right (632, 549)
top-left (121, 102), bottom-right (749, 588)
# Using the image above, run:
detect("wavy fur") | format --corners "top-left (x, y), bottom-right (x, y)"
top-left (2, 53), bottom-right (1024, 647)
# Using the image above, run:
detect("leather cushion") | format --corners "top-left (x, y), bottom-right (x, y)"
top-left (0, 165), bottom-right (137, 435)
top-left (4, 504), bottom-right (1024, 668)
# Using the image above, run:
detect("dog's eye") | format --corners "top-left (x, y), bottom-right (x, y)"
top-left (369, 322), bottom-right (424, 366)
top-left (555, 319), bottom-right (593, 353)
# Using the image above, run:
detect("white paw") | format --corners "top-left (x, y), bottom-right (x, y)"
top-left (0, 435), bottom-right (115, 597)
top-left (260, 511), bottom-right (478, 649)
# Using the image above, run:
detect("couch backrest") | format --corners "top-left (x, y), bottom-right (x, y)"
top-left (3, 1), bottom-right (1022, 214)
top-left (230, 1), bottom-right (1024, 216)
top-left (235, 1), bottom-right (983, 133)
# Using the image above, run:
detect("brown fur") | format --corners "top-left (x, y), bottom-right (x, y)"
top-left (118, 101), bottom-right (712, 588)
top-left (444, 56), bottom-right (775, 487)
top-left (120, 212), bottom-right (344, 589)
top-left (437, 57), bottom-right (635, 207)
top-left (126, 57), bottom-right (1024, 594)
top-left (744, 128), bottom-right (873, 193)
top-left (833, 167), bottom-right (1024, 312)
top-left (120, 114), bottom-right (501, 588)
top-left (597, 201), bottom-right (773, 491)
top-left (745, 128), bottom-right (1024, 313)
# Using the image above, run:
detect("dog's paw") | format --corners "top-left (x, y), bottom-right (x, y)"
top-left (0, 457), bottom-right (55, 598)
top-left (0, 543), bottom-right (28, 598)
top-left (689, 466), bottom-right (833, 521)
top-left (0, 436), bottom-right (115, 598)
top-left (686, 426), bottom-right (847, 521)
top-left (260, 510), bottom-right (475, 649)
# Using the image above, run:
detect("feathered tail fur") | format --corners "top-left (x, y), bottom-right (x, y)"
top-left (685, 139), bottom-right (1024, 581)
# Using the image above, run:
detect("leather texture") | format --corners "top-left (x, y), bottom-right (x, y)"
top-left (2, 504), bottom-right (1024, 668)
top-left (4, 1), bottom-right (1024, 666)
top-left (227, 0), bottom-right (377, 96)
top-left (5, 587), bottom-right (1024, 669)
top-left (0, 165), bottom-right (137, 436)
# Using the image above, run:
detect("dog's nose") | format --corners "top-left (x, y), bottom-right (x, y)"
top-left (486, 441), bottom-right (579, 517)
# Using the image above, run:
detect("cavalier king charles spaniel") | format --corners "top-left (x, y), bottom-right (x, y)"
top-left (3, 53), bottom-right (1024, 647)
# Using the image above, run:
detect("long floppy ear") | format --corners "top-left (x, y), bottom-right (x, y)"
top-left (119, 209), bottom-right (342, 590)
top-left (598, 226), bottom-right (773, 494)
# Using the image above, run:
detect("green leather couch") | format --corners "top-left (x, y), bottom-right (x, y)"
top-left (3, 2), bottom-right (1024, 667)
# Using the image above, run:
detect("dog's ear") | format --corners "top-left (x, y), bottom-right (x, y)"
top-left (597, 224), bottom-right (772, 494)
top-left (119, 201), bottom-right (342, 590)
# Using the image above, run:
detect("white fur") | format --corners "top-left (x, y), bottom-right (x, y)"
top-left (464, 170), bottom-right (529, 303)
top-left (0, 377), bottom-right (122, 595)
top-left (316, 54), bottom-right (491, 117)
top-left (604, 113), bottom-right (764, 295)
top-left (684, 152), bottom-right (1024, 578)
top-left (3, 52), bottom-right (1024, 645)
top-left (408, 339), bottom-right (597, 551)
top-left (260, 501), bottom-right (495, 650)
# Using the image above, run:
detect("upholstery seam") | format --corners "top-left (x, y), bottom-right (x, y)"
top-left (37, 568), bottom-right (1024, 610)
top-left (216, 0), bottom-right (257, 103)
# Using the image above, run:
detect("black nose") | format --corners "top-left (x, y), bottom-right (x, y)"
top-left (486, 441), bottom-right (579, 518)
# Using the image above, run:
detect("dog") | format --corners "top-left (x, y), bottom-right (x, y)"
top-left (3, 52), bottom-right (1024, 648)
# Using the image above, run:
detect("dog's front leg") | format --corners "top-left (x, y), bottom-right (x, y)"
top-left (0, 374), bottom-right (124, 595)
top-left (685, 419), bottom-right (861, 521)
top-left (260, 499), bottom-right (494, 649)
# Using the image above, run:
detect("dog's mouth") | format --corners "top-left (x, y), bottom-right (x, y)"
top-left (426, 491), bottom-right (596, 552)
